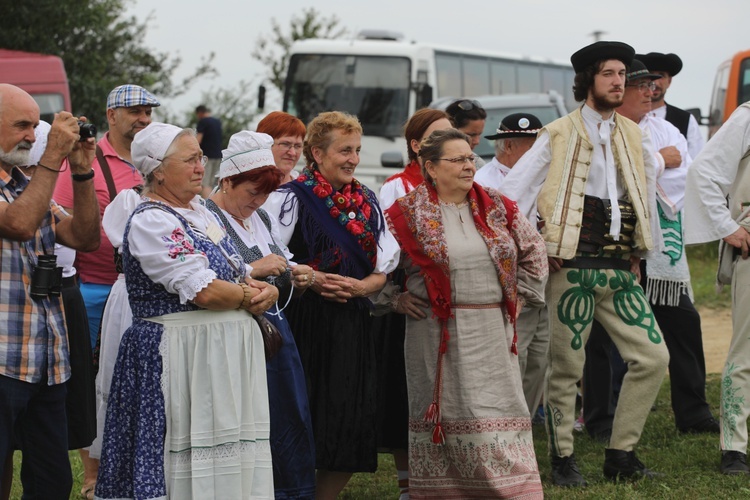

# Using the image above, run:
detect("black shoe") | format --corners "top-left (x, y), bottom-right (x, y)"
top-left (721, 451), bottom-right (750, 475)
top-left (550, 454), bottom-right (587, 487)
top-left (603, 449), bottom-right (660, 481)
top-left (680, 417), bottom-right (720, 434)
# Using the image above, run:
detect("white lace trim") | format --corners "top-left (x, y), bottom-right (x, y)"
top-left (159, 330), bottom-right (172, 487)
top-left (175, 268), bottom-right (216, 304)
top-left (168, 440), bottom-right (272, 473)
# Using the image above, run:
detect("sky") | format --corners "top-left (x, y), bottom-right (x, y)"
top-left (126, 0), bottom-right (749, 126)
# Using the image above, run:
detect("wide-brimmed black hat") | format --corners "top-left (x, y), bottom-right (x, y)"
top-left (485, 112), bottom-right (542, 140)
top-left (626, 59), bottom-right (663, 82)
top-left (571, 41), bottom-right (635, 73)
top-left (635, 52), bottom-right (683, 76)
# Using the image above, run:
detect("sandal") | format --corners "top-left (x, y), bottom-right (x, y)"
top-left (81, 483), bottom-right (95, 500)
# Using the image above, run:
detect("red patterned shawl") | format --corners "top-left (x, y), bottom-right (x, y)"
top-left (385, 181), bottom-right (523, 444)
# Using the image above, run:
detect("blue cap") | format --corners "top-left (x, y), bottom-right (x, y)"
top-left (106, 84), bottom-right (160, 109)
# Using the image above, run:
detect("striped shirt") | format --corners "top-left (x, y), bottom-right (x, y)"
top-left (0, 166), bottom-right (70, 385)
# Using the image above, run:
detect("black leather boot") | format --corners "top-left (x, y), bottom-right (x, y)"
top-left (550, 453), bottom-right (587, 487)
top-left (721, 451), bottom-right (750, 475)
top-left (603, 448), bottom-right (659, 481)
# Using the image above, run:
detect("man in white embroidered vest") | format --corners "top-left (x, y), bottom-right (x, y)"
top-left (475, 112), bottom-right (550, 418)
top-left (585, 58), bottom-right (718, 447)
top-left (684, 101), bottom-right (750, 475)
top-left (501, 41), bottom-right (670, 487)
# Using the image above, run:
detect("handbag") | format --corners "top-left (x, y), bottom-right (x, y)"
top-left (253, 313), bottom-right (283, 361)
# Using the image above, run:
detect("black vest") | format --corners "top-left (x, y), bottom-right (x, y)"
top-left (664, 103), bottom-right (691, 139)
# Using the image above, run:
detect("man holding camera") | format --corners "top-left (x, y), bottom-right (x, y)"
top-left (0, 84), bottom-right (100, 497)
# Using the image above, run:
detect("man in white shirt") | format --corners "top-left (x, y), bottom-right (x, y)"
top-left (501, 41), bottom-right (669, 487)
top-left (585, 59), bottom-right (717, 447)
top-left (476, 112), bottom-right (548, 417)
top-left (637, 52), bottom-right (705, 159)
top-left (684, 102), bottom-right (750, 475)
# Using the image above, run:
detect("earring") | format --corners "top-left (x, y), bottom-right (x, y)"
top-left (222, 189), bottom-right (227, 194)
top-left (158, 178), bottom-right (164, 185)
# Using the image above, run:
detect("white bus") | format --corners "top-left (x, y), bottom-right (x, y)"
top-left (282, 31), bottom-right (575, 191)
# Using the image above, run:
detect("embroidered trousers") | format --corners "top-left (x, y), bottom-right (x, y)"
top-left (722, 256), bottom-right (750, 452)
top-left (544, 267), bottom-right (669, 457)
top-left (517, 305), bottom-right (549, 415)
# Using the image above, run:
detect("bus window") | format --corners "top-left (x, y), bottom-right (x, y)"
top-left (463, 57), bottom-right (490, 96)
top-left (491, 61), bottom-right (517, 94)
top-left (518, 65), bottom-right (542, 93)
top-left (739, 57), bottom-right (750, 106)
top-left (284, 54), bottom-right (411, 138)
top-left (708, 62), bottom-right (730, 134)
top-left (435, 52), bottom-right (462, 97)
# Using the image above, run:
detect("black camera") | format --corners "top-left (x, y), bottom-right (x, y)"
top-left (29, 254), bottom-right (63, 300)
top-left (78, 121), bottom-right (97, 141)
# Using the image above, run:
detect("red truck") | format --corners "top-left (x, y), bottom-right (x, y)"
top-left (0, 48), bottom-right (71, 123)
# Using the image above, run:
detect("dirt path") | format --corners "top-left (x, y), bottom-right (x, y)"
top-left (699, 306), bottom-right (733, 374)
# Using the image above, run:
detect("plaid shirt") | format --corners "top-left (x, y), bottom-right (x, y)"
top-left (0, 166), bottom-right (70, 385)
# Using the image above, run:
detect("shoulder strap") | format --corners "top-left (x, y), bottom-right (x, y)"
top-left (96, 145), bottom-right (118, 202)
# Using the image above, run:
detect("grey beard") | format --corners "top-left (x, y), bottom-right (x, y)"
top-left (0, 143), bottom-right (32, 167)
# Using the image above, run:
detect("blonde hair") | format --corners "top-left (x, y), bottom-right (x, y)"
top-left (303, 111), bottom-right (363, 166)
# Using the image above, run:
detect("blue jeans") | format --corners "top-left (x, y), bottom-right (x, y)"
top-left (0, 374), bottom-right (71, 498)
top-left (79, 282), bottom-right (112, 348)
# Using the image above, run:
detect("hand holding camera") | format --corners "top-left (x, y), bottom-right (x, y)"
top-left (38, 112), bottom-right (97, 172)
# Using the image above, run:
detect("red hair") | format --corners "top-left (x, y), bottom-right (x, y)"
top-left (256, 111), bottom-right (306, 140)
top-left (226, 165), bottom-right (284, 194)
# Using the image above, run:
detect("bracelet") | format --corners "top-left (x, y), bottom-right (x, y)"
top-left (71, 170), bottom-right (95, 182)
top-left (37, 163), bottom-right (62, 174)
top-left (238, 283), bottom-right (254, 310)
top-left (309, 270), bottom-right (316, 287)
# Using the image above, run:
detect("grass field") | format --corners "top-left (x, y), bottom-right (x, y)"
top-left (8, 244), bottom-right (740, 498)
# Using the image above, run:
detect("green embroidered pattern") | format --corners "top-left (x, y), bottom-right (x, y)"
top-left (658, 204), bottom-right (683, 266)
top-left (609, 270), bottom-right (662, 344)
top-left (545, 404), bottom-right (564, 456)
top-left (722, 363), bottom-right (744, 449)
top-left (557, 269), bottom-right (607, 350)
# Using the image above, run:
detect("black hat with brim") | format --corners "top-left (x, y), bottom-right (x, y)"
top-left (571, 41), bottom-right (635, 73)
top-left (635, 52), bottom-right (683, 76)
top-left (626, 59), bottom-right (663, 82)
top-left (485, 112), bottom-right (543, 140)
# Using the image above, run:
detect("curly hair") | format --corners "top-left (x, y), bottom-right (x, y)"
top-left (303, 111), bottom-right (363, 166)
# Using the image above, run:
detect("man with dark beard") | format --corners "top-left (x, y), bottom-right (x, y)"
top-left (501, 41), bottom-right (669, 487)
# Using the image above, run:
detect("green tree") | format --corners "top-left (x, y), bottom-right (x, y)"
top-left (252, 7), bottom-right (347, 92)
top-left (0, 1), bottom-right (216, 130)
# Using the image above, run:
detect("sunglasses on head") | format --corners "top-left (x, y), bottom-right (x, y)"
top-left (456, 99), bottom-right (483, 112)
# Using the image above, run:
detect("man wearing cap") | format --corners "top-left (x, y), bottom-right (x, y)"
top-left (52, 83), bottom-right (159, 491)
top-left (502, 41), bottom-right (669, 486)
top-left (684, 102), bottom-right (750, 475)
top-left (475, 112), bottom-right (549, 416)
top-left (0, 84), bottom-right (100, 498)
top-left (637, 52), bottom-right (705, 159)
top-left (585, 59), bottom-right (717, 443)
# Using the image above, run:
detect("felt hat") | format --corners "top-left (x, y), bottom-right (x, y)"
top-left (219, 131), bottom-right (276, 180)
top-left (571, 41), bottom-right (635, 73)
top-left (484, 112), bottom-right (542, 140)
top-left (131, 122), bottom-right (183, 176)
top-left (635, 52), bottom-right (683, 76)
top-left (626, 59), bottom-right (663, 82)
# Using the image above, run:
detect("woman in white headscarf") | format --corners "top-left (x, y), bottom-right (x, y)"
top-left (96, 123), bottom-right (277, 499)
top-left (206, 131), bottom-right (316, 499)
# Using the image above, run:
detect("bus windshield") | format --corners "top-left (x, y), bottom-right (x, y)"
top-left (284, 54), bottom-right (411, 138)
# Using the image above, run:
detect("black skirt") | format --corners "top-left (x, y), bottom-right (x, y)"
top-left (62, 277), bottom-right (97, 450)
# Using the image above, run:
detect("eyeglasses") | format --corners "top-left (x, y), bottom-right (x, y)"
top-left (437, 155), bottom-right (478, 165)
top-left (159, 154), bottom-right (208, 166)
top-left (455, 99), bottom-right (483, 112)
top-left (626, 81), bottom-right (657, 93)
top-left (274, 141), bottom-right (303, 153)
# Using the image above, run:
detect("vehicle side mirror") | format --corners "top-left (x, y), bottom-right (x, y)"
top-left (257, 85), bottom-right (266, 112)
top-left (417, 84), bottom-right (433, 109)
top-left (381, 151), bottom-right (404, 168)
top-left (685, 107), bottom-right (705, 125)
